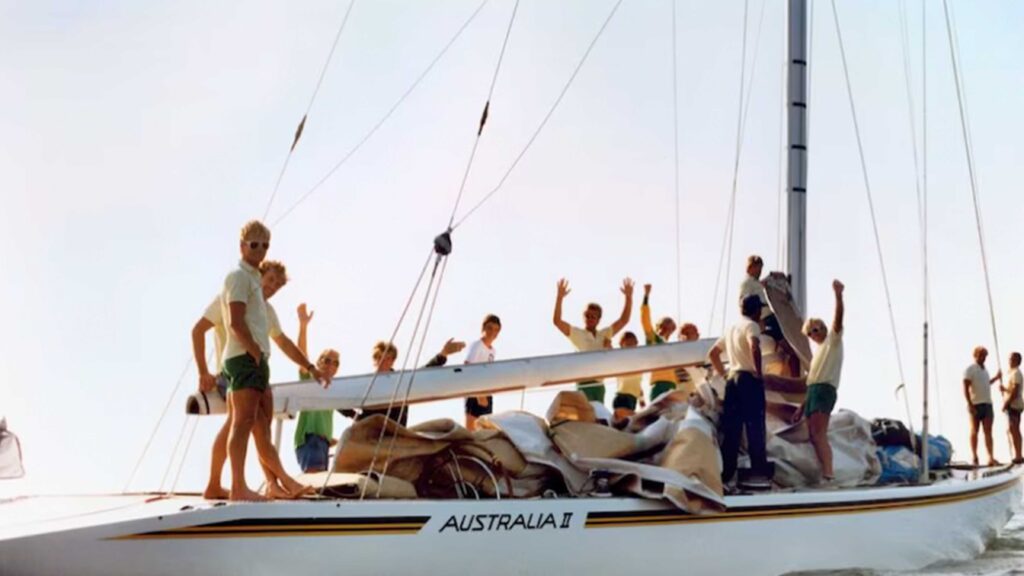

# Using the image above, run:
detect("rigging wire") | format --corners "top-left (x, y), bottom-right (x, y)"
top-left (446, 0), bottom-right (521, 229)
top-left (271, 0), bottom-right (491, 227)
top-left (775, 11), bottom-right (786, 268)
top-left (672, 0), bottom-right (682, 322)
top-left (360, 251), bottom-right (446, 500)
top-left (158, 416), bottom-right (194, 493)
top-left (451, 0), bottom-right (625, 230)
top-left (167, 416), bottom-right (201, 496)
top-left (123, 355), bottom-right (193, 492)
top-left (941, 0), bottom-right (1002, 367)
top-left (829, 0), bottom-right (912, 426)
top-left (262, 0), bottom-right (359, 221)
top-left (378, 256), bottom-right (451, 497)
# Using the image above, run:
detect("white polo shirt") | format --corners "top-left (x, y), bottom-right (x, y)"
top-left (963, 363), bottom-right (993, 405)
top-left (567, 326), bottom-right (614, 352)
top-left (1008, 368), bottom-right (1024, 411)
top-left (807, 329), bottom-right (844, 389)
top-left (465, 340), bottom-right (496, 364)
top-left (221, 260), bottom-right (276, 360)
top-left (716, 318), bottom-right (761, 374)
top-left (739, 276), bottom-right (770, 319)
top-left (204, 295), bottom-right (282, 372)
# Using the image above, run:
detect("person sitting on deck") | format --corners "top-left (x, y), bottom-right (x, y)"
top-left (215, 221), bottom-right (330, 501)
top-left (791, 279), bottom-right (845, 484)
top-left (552, 277), bottom-right (635, 403)
top-left (708, 295), bottom-right (770, 486)
top-left (465, 314), bottom-right (502, 431)
top-left (613, 331), bottom-right (645, 423)
top-left (963, 345), bottom-right (1003, 467)
top-left (358, 338), bottom-right (465, 427)
top-left (193, 253), bottom-right (328, 499)
top-left (641, 284), bottom-right (685, 400)
top-left (293, 303), bottom-right (341, 473)
top-left (1002, 352), bottom-right (1024, 465)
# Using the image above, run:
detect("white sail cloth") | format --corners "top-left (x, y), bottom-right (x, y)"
top-left (769, 409), bottom-right (882, 487)
top-left (0, 418), bottom-right (25, 480)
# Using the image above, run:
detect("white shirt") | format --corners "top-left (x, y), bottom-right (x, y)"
top-left (739, 276), bottom-right (770, 319)
top-left (567, 326), bottom-right (613, 352)
top-left (221, 260), bottom-right (279, 360)
top-left (465, 340), bottom-right (496, 364)
top-left (807, 329), bottom-right (844, 388)
top-left (206, 295), bottom-right (283, 370)
top-left (1008, 368), bottom-right (1024, 410)
top-left (716, 318), bottom-right (761, 373)
top-left (963, 363), bottom-right (993, 405)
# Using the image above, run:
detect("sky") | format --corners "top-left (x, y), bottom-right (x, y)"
top-left (1, 0), bottom-right (1023, 496)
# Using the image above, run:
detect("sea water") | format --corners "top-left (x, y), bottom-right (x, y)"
top-left (789, 508), bottom-right (1024, 575)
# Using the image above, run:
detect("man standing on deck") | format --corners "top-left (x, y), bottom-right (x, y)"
top-left (552, 278), bottom-right (634, 403)
top-left (219, 221), bottom-right (329, 501)
top-left (740, 255), bottom-right (797, 377)
top-left (708, 295), bottom-right (769, 486)
top-left (964, 346), bottom-right (1002, 467)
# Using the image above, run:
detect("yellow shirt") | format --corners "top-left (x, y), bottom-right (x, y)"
top-left (617, 374), bottom-right (643, 398)
top-left (641, 302), bottom-right (679, 386)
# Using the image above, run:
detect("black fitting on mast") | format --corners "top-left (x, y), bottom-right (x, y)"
top-left (434, 229), bottom-right (453, 256)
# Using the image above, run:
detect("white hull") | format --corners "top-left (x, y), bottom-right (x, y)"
top-left (2, 468), bottom-right (1020, 575)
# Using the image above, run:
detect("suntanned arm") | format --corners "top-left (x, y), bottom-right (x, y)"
top-left (709, 343), bottom-right (727, 379)
top-left (229, 301), bottom-right (262, 363)
top-left (553, 279), bottom-right (571, 337)
top-left (641, 284), bottom-right (655, 341)
top-left (297, 306), bottom-right (310, 358)
top-left (831, 280), bottom-right (845, 334)
top-left (1004, 377), bottom-right (1019, 411)
top-left (192, 317), bottom-right (217, 392)
top-left (609, 278), bottom-right (635, 335)
top-left (991, 371), bottom-right (1003, 384)
top-left (964, 378), bottom-right (973, 407)
top-left (273, 333), bottom-right (328, 386)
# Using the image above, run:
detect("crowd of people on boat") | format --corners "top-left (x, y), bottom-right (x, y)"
top-left (196, 221), bottom-right (1024, 500)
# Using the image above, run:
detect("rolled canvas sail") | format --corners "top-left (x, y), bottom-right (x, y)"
top-left (186, 338), bottom-right (715, 416)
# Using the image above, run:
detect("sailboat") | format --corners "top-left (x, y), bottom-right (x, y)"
top-left (1, 2), bottom-right (1020, 575)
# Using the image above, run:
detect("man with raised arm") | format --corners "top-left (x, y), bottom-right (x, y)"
top-left (552, 277), bottom-right (635, 403)
top-left (218, 221), bottom-right (329, 501)
top-left (293, 303), bottom-right (341, 473)
top-left (792, 280), bottom-right (845, 483)
top-left (641, 284), bottom-right (682, 400)
top-left (708, 295), bottom-right (769, 486)
top-left (964, 345), bottom-right (1002, 467)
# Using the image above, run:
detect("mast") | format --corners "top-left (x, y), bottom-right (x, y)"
top-left (786, 0), bottom-right (809, 313)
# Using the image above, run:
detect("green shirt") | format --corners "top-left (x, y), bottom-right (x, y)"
top-left (293, 371), bottom-right (333, 448)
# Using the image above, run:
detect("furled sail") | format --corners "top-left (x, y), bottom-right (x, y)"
top-left (187, 338), bottom-right (715, 416)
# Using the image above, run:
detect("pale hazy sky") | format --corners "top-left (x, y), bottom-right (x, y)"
top-left (2, 0), bottom-right (1022, 495)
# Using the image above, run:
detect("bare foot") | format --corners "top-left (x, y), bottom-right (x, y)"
top-left (203, 485), bottom-right (230, 500)
top-left (229, 486), bottom-right (269, 502)
top-left (264, 482), bottom-right (292, 500)
top-left (281, 477), bottom-right (315, 498)
top-left (988, 459), bottom-right (1002, 467)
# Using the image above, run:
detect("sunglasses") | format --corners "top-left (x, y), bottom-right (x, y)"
top-left (247, 241), bottom-right (270, 250)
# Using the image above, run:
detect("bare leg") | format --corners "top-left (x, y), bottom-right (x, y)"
top-left (969, 412), bottom-right (981, 466)
top-left (808, 411), bottom-right (834, 480)
top-left (228, 388), bottom-right (267, 501)
top-left (1010, 412), bottom-right (1023, 462)
top-left (251, 387), bottom-right (311, 497)
top-left (982, 415), bottom-right (999, 465)
top-left (203, 401), bottom-right (232, 499)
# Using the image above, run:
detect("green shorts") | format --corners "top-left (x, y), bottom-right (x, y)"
top-left (224, 353), bottom-right (270, 393)
top-left (804, 383), bottom-right (837, 417)
top-left (650, 381), bottom-right (677, 402)
top-left (612, 393), bottom-right (638, 411)
top-left (577, 381), bottom-right (606, 404)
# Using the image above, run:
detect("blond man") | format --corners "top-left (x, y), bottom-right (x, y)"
top-left (964, 346), bottom-right (1002, 467)
top-left (218, 221), bottom-right (328, 501)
